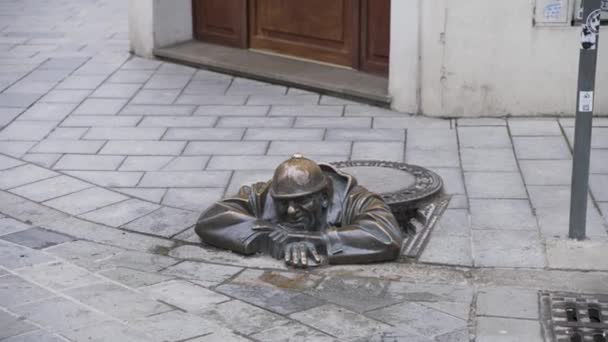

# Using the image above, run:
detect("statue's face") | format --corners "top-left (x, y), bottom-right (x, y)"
top-left (274, 191), bottom-right (328, 232)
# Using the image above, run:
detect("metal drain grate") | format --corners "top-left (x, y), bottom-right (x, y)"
top-left (540, 291), bottom-right (608, 342)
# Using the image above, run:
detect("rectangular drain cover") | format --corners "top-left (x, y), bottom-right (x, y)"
top-left (540, 291), bottom-right (608, 341)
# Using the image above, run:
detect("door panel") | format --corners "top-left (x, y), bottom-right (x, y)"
top-left (360, 0), bottom-right (390, 75)
top-left (249, 0), bottom-right (359, 68)
top-left (192, 0), bottom-right (248, 48)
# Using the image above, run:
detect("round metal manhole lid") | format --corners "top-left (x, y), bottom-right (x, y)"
top-left (330, 160), bottom-right (443, 207)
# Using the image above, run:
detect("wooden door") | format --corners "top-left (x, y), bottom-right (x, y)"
top-left (192, 0), bottom-right (248, 48)
top-left (249, 0), bottom-right (359, 68)
top-left (360, 0), bottom-right (390, 75)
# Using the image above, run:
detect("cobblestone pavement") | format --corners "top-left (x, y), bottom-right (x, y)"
top-left (1, 0), bottom-right (608, 341)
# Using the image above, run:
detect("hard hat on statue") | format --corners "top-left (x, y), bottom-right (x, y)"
top-left (270, 154), bottom-right (329, 199)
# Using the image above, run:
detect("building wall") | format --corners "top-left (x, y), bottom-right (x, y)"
top-left (397, 0), bottom-right (608, 117)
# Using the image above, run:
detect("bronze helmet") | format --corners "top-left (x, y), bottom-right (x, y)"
top-left (270, 154), bottom-right (328, 199)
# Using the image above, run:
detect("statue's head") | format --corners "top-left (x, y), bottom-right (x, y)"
top-left (270, 154), bottom-right (331, 232)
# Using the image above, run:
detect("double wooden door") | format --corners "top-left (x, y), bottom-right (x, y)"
top-left (192, 0), bottom-right (390, 75)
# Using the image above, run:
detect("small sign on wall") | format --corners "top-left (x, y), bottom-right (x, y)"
top-left (535, 0), bottom-right (572, 25)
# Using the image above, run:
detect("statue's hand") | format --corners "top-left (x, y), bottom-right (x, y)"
top-left (284, 241), bottom-right (322, 268)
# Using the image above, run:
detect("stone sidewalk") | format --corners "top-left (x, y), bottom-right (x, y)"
top-left (1, 0), bottom-right (608, 341)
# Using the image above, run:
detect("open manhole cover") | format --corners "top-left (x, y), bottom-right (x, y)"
top-left (540, 291), bottom-right (608, 342)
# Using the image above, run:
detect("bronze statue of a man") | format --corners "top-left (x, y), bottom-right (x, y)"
top-left (195, 155), bottom-right (404, 267)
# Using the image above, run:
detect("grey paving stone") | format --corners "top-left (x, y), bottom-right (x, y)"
top-left (99, 267), bottom-right (173, 288)
top-left (55, 75), bottom-right (106, 89)
top-left (192, 69), bottom-right (232, 81)
top-left (44, 239), bottom-right (120, 266)
top-left (161, 261), bottom-right (243, 287)
top-left (477, 287), bottom-right (539, 319)
top-left (40, 89), bottom-right (91, 103)
top-left (83, 127), bottom-right (165, 140)
top-left (162, 188), bottom-right (223, 211)
top-left (168, 245), bottom-right (287, 269)
top-left (431, 209), bottom-right (471, 237)
top-left (216, 282), bottom-right (324, 315)
top-left (251, 321), bottom-right (336, 342)
top-left (31, 139), bottom-right (105, 153)
top-left (218, 116), bottom-right (294, 128)
top-left (0, 164), bottom-right (58, 190)
top-left (387, 282), bottom-right (473, 303)
top-left (406, 129), bottom-right (458, 151)
top-left (138, 170), bottom-right (231, 188)
top-left (0, 311), bottom-right (37, 340)
top-left (207, 155), bottom-right (286, 170)
top-left (591, 149), bottom-right (608, 173)
top-left (176, 95), bottom-right (247, 105)
top-left (0, 93), bottom-right (41, 107)
top-left (591, 174), bottom-right (608, 201)
top-left (201, 300), bottom-right (289, 335)
top-left (0, 191), bottom-right (69, 226)
top-left (44, 187), bottom-right (128, 215)
top-left (476, 317), bottom-right (543, 342)
top-left (54, 154), bottom-right (124, 170)
top-left (421, 301), bottom-right (471, 321)
top-left (184, 141), bottom-right (267, 155)
top-left (0, 120), bottom-right (57, 140)
top-left (457, 118), bottom-right (506, 126)
top-left (111, 187), bottom-right (166, 203)
top-left (118, 156), bottom-right (173, 171)
top-left (97, 250), bottom-right (178, 272)
top-left (226, 170), bottom-right (274, 195)
top-left (508, 119), bottom-right (562, 136)
top-left (326, 128), bottom-right (406, 141)
top-left (527, 185), bottom-right (593, 210)
top-left (90, 83), bottom-right (141, 98)
top-left (0, 141), bottom-right (37, 158)
top-left (546, 239), bottom-right (608, 271)
top-left (226, 84), bottom-right (287, 96)
top-left (122, 58), bottom-right (162, 70)
top-left (458, 127), bottom-right (511, 149)
top-left (291, 304), bottom-right (390, 339)
top-left (1, 227), bottom-right (74, 249)
top-left (374, 116), bottom-right (451, 129)
top-left (138, 116), bottom-right (216, 127)
top-left (142, 279), bottom-right (229, 313)
top-left (74, 63), bottom-right (120, 76)
top-left (131, 311), bottom-right (218, 342)
top-left (318, 94), bottom-right (358, 104)
top-left (307, 276), bottom-right (399, 313)
top-left (470, 199), bottom-right (537, 230)
top-left (248, 94), bottom-right (319, 105)
top-left (344, 105), bottom-right (401, 116)
top-left (162, 156), bottom-right (210, 171)
top-left (419, 235), bottom-right (473, 267)
top-left (406, 148), bottom-right (459, 167)
top-left (108, 70), bottom-right (154, 83)
top-left (0, 274), bottom-right (54, 308)
top-left (73, 98), bottom-right (128, 115)
top-left (99, 140), bottom-right (186, 155)
top-left (0, 240), bottom-right (56, 269)
top-left (130, 89), bottom-right (180, 105)
top-left (434, 168), bottom-right (465, 195)
top-left (65, 282), bottom-right (170, 320)
top-left (0, 107), bottom-right (25, 127)
top-left (121, 104), bottom-right (195, 115)
top-left (61, 321), bottom-right (151, 342)
top-left (513, 136), bottom-right (571, 160)
top-left (460, 148), bottom-right (519, 172)
top-left (195, 105), bottom-right (269, 116)
top-left (79, 199), bottom-right (160, 227)
top-left (520, 160), bottom-right (572, 185)
top-left (123, 207), bottom-right (199, 237)
top-left (19, 103), bottom-right (77, 121)
top-left (472, 230), bottom-right (545, 268)
top-left (368, 302), bottom-right (467, 339)
top-left (144, 74), bottom-right (191, 89)
top-left (47, 127), bottom-right (88, 139)
top-left (295, 116), bottom-right (371, 128)
top-left (563, 127), bottom-right (608, 148)
top-left (448, 194), bottom-right (469, 209)
top-left (464, 172), bottom-right (527, 199)
top-left (16, 260), bottom-right (101, 290)
top-left (183, 82), bottom-right (228, 95)
top-left (269, 104), bottom-right (343, 116)
top-left (163, 127), bottom-right (244, 141)
top-left (0, 217), bottom-right (31, 236)
top-left (64, 171), bottom-right (143, 187)
top-left (0, 330), bottom-right (67, 342)
top-left (5, 81), bottom-right (57, 95)
top-left (267, 141), bottom-right (348, 156)
top-left (0, 154), bottom-right (25, 170)
top-left (245, 128), bottom-right (323, 141)
top-left (21, 153), bottom-right (61, 168)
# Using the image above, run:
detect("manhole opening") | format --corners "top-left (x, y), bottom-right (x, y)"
top-left (566, 306), bottom-right (579, 322)
top-left (594, 333), bottom-right (607, 342)
top-left (570, 332), bottom-right (582, 342)
top-left (589, 307), bottom-right (602, 323)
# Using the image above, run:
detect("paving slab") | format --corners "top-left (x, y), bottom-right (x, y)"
top-left (458, 127), bottom-right (511, 148)
top-left (138, 171), bottom-right (231, 188)
top-left (472, 230), bottom-right (545, 268)
top-left (64, 171), bottom-right (143, 187)
top-left (138, 116), bottom-right (217, 127)
top-left (470, 199), bottom-right (537, 230)
top-left (464, 172), bottom-right (527, 199)
top-left (326, 128), bottom-right (406, 141)
top-left (61, 320), bottom-right (152, 342)
top-left (130, 310), bottom-right (219, 342)
top-left (477, 286), bottom-right (539, 319)
top-left (0, 311), bottom-right (38, 340)
top-left (0, 274), bottom-right (54, 308)
top-left (40, 89), bottom-right (92, 103)
top-left (44, 240), bottom-right (123, 270)
top-left (98, 250), bottom-right (178, 272)
top-left (476, 317), bottom-right (543, 342)
top-left (244, 128), bottom-right (324, 141)
top-left (161, 260), bottom-right (243, 287)
top-left (0, 240), bottom-right (57, 269)
top-left (0, 217), bottom-right (32, 236)
top-left (219, 116), bottom-right (294, 128)
top-left (520, 160), bottom-right (573, 185)
top-left (161, 188), bottom-right (223, 211)
top-left (99, 140), bottom-right (186, 155)
top-left (47, 127), bottom-right (89, 139)
top-left (83, 127), bottom-right (165, 140)
top-left (0, 191), bottom-right (69, 226)
top-left (30, 139), bottom-right (105, 154)
top-left (406, 148), bottom-right (460, 168)
top-left (1, 227), bottom-right (74, 249)
top-left (0, 154), bottom-right (25, 170)
top-left (15, 260), bottom-right (101, 290)
top-left (98, 267), bottom-right (174, 288)
top-left (0, 163), bottom-right (57, 189)
top-left (121, 104), bottom-right (195, 115)
top-left (43, 187), bottom-right (128, 215)
top-left (54, 154), bottom-right (124, 170)
top-left (73, 98), bottom-right (128, 115)
top-left (460, 148), bottom-right (519, 172)
top-left (142, 279), bottom-right (230, 313)
top-left (162, 156), bottom-right (210, 171)
top-left (0, 330), bottom-right (68, 342)
top-left (250, 321), bottom-right (336, 342)
top-left (199, 300), bottom-right (290, 335)
top-left (111, 187), bottom-right (166, 203)
top-left (79, 199), bottom-right (160, 227)
top-left (513, 136), bottom-right (571, 159)
top-left (419, 235), bottom-right (473, 267)
top-left (123, 206), bottom-right (198, 237)
top-left (118, 156), bottom-right (173, 171)
top-left (546, 239), bottom-right (608, 271)
top-left (90, 83), bottom-right (141, 98)
top-left (18, 103), bottom-right (77, 121)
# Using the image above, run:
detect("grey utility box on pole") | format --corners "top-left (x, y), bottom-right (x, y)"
top-left (568, 0), bottom-right (603, 240)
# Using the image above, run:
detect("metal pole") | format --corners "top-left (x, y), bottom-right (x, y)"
top-left (569, 0), bottom-right (602, 240)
